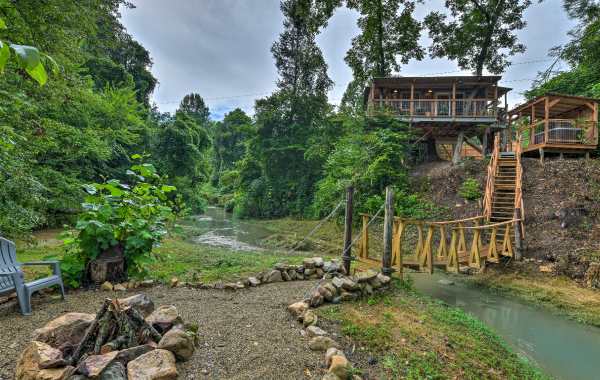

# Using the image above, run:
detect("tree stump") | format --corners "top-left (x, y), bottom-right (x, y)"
top-left (89, 245), bottom-right (126, 284)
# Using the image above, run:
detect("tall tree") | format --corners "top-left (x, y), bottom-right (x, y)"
top-left (213, 108), bottom-right (254, 176)
top-left (527, 0), bottom-right (600, 98)
top-left (235, 0), bottom-right (339, 217)
top-left (424, 0), bottom-right (531, 76)
top-left (342, 0), bottom-right (424, 109)
top-left (179, 93), bottom-right (210, 126)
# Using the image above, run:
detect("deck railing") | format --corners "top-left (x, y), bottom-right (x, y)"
top-left (357, 213), bottom-right (519, 274)
top-left (519, 119), bottom-right (598, 148)
top-left (483, 134), bottom-right (500, 220)
top-left (368, 99), bottom-right (497, 118)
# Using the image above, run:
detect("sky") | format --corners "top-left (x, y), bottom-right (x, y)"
top-left (121, 0), bottom-right (577, 120)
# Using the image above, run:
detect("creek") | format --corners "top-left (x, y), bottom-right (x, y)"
top-left (193, 207), bottom-right (600, 380)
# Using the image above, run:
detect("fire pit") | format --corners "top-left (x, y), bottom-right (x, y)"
top-left (15, 294), bottom-right (197, 380)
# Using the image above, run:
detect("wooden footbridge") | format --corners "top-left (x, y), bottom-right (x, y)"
top-left (343, 134), bottom-right (525, 276)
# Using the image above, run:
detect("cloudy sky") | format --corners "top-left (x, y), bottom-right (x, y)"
top-left (121, 0), bottom-right (576, 120)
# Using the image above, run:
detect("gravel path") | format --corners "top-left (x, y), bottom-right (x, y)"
top-left (0, 281), bottom-right (328, 380)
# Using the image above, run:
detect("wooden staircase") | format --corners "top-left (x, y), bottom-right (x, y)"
top-left (491, 152), bottom-right (517, 223)
top-left (483, 134), bottom-right (524, 228)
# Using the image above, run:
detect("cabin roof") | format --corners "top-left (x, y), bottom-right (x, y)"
top-left (371, 75), bottom-right (502, 86)
top-left (509, 93), bottom-right (600, 116)
top-left (363, 76), bottom-right (511, 100)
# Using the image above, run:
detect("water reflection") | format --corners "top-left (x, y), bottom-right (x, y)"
top-left (411, 273), bottom-right (600, 380)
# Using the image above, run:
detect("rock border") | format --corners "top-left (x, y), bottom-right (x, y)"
top-left (100, 257), bottom-right (347, 293)
top-left (288, 269), bottom-right (392, 380)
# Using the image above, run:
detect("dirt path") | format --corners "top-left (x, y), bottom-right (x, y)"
top-left (0, 281), bottom-right (327, 380)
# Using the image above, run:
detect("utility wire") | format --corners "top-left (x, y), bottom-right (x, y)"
top-left (285, 199), bottom-right (345, 256)
top-left (153, 58), bottom-right (552, 105)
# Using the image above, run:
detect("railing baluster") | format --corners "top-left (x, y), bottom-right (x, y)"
top-left (446, 230), bottom-right (459, 273)
top-left (469, 229), bottom-right (482, 269)
top-left (436, 225), bottom-right (448, 259)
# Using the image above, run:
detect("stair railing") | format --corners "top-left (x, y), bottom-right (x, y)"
top-left (514, 135), bottom-right (525, 236)
top-left (483, 134), bottom-right (500, 220)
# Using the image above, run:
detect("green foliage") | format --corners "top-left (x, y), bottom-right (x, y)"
top-left (61, 160), bottom-right (180, 287)
top-left (342, 0), bottom-right (423, 109)
top-left (527, 1), bottom-right (600, 100)
top-left (459, 178), bottom-right (482, 201)
top-left (313, 113), bottom-right (415, 217)
top-left (425, 0), bottom-right (531, 75)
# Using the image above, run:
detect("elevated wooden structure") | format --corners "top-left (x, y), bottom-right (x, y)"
top-left (355, 133), bottom-right (524, 275)
top-left (509, 93), bottom-right (599, 160)
top-left (364, 76), bottom-right (511, 161)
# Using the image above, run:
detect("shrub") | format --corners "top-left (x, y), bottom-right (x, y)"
top-left (459, 178), bottom-right (482, 201)
top-left (59, 157), bottom-right (181, 287)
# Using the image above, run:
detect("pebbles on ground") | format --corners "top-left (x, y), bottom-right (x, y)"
top-left (0, 281), bottom-right (324, 380)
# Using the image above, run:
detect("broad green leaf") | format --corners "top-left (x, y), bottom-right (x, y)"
top-left (26, 62), bottom-right (47, 85)
top-left (43, 54), bottom-right (59, 75)
top-left (131, 154), bottom-right (142, 159)
top-left (161, 185), bottom-right (177, 193)
top-left (11, 44), bottom-right (41, 70)
top-left (11, 44), bottom-right (47, 85)
top-left (0, 18), bottom-right (6, 30)
top-left (0, 41), bottom-right (9, 72)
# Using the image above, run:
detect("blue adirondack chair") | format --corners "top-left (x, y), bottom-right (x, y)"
top-left (0, 237), bottom-right (65, 315)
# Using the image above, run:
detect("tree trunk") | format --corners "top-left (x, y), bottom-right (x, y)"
top-left (452, 132), bottom-right (465, 165)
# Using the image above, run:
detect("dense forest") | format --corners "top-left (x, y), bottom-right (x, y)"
top-left (1, 0), bottom-right (599, 240)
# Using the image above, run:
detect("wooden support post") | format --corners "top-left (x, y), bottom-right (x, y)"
top-left (539, 148), bottom-right (544, 165)
top-left (514, 208), bottom-right (523, 261)
top-left (482, 127), bottom-right (490, 156)
top-left (382, 186), bottom-right (394, 276)
top-left (452, 131), bottom-right (465, 165)
top-left (342, 186), bottom-right (354, 274)
top-left (452, 81), bottom-right (456, 118)
top-left (544, 97), bottom-right (550, 143)
top-left (410, 82), bottom-right (415, 120)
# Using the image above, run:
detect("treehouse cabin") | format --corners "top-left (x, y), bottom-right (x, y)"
top-left (508, 93), bottom-right (599, 160)
top-left (364, 76), bottom-right (511, 162)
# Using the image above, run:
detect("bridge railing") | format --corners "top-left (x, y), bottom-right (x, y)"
top-left (357, 213), bottom-right (520, 275)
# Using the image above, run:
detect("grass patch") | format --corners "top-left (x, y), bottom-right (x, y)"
top-left (318, 279), bottom-right (547, 380)
top-left (14, 227), bottom-right (334, 285)
top-left (468, 268), bottom-right (600, 327)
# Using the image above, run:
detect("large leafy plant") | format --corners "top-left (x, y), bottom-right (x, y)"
top-left (61, 157), bottom-right (180, 287)
top-left (0, 17), bottom-right (57, 85)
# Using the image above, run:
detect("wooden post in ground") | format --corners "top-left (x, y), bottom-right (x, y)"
top-left (382, 186), bottom-right (394, 276)
top-left (482, 127), bottom-right (490, 156)
top-left (342, 186), bottom-right (354, 274)
top-left (514, 208), bottom-right (523, 261)
top-left (452, 131), bottom-right (465, 165)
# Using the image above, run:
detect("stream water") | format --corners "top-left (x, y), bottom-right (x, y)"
top-left (192, 207), bottom-right (600, 380)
